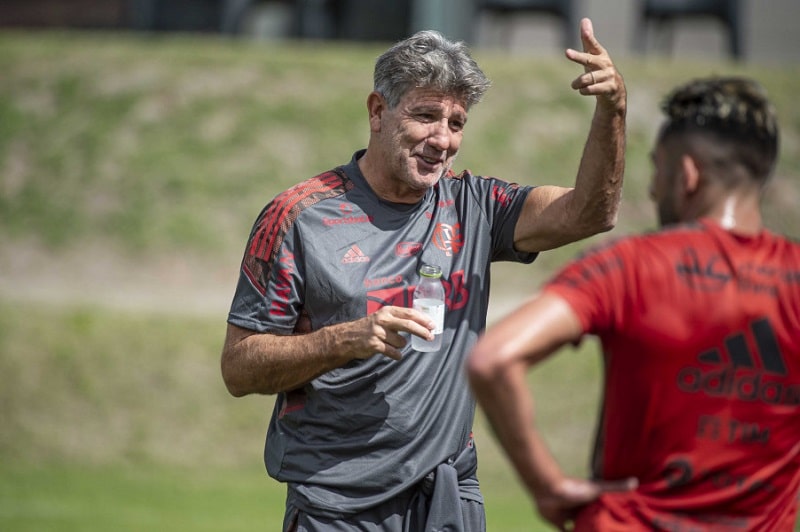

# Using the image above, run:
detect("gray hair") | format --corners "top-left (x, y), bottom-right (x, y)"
top-left (373, 30), bottom-right (491, 110)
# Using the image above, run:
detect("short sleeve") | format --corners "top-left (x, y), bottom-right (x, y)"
top-left (461, 171), bottom-right (537, 263)
top-left (227, 203), bottom-right (305, 335)
top-left (542, 240), bottom-right (631, 335)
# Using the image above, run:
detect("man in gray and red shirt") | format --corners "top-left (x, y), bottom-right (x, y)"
top-left (222, 18), bottom-right (626, 532)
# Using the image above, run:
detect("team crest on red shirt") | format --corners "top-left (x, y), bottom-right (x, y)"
top-left (432, 223), bottom-right (464, 256)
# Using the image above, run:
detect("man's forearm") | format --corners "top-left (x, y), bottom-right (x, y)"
top-left (472, 365), bottom-right (565, 500)
top-left (221, 305), bottom-right (432, 396)
top-left (221, 324), bottom-right (346, 396)
top-left (571, 99), bottom-right (626, 236)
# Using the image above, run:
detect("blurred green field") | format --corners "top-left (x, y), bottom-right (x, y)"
top-left (0, 29), bottom-right (798, 531)
top-left (0, 299), bottom-right (599, 531)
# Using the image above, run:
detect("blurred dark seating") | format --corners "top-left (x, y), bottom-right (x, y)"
top-left (222, 0), bottom-right (296, 35)
top-left (223, 0), bottom-right (413, 40)
top-left (0, 0), bottom-right (227, 32)
top-left (475, 0), bottom-right (580, 50)
top-left (129, 0), bottom-right (225, 32)
top-left (634, 0), bottom-right (743, 59)
top-left (0, 0), bottom-right (411, 40)
top-left (0, 0), bottom-right (129, 29)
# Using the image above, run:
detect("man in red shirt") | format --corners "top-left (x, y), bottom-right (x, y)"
top-left (468, 76), bottom-right (800, 531)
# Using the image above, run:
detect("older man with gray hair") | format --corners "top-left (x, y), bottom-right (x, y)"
top-left (222, 18), bottom-right (626, 531)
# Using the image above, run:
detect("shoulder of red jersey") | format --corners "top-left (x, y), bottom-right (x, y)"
top-left (247, 169), bottom-right (352, 263)
top-left (570, 222), bottom-right (706, 261)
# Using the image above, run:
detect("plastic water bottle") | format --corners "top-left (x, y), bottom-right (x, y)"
top-left (412, 264), bottom-right (445, 352)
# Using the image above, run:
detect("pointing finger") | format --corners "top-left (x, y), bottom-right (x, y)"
top-left (574, 18), bottom-right (610, 65)
top-left (580, 17), bottom-right (596, 52)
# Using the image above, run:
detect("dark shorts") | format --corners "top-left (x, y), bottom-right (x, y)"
top-left (282, 490), bottom-right (486, 532)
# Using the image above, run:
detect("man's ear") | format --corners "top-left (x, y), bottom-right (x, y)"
top-left (366, 92), bottom-right (385, 133)
top-left (681, 154), bottom-right (702, 195)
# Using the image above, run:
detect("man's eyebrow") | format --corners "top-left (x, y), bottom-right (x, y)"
top-left (407, 102), bottom-right (468, 123)
top-left (409, 102), bottom-right (444, 113)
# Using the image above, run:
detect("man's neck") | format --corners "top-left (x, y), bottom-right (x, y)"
top-left (694, 191), bottom-right (763, 236)
top-left (357, 151), bottom-right (426, 204)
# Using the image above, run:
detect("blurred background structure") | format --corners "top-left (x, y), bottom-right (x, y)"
top-left (0, 0), bottom-right (798, 63)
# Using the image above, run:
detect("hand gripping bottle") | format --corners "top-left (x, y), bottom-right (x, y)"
top-left (412, 264), bottom-right (445, 352)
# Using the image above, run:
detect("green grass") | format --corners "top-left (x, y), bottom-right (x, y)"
top-left (0, 299), bottom-right (599, 530)
top-left (0, 303), bottom-right (598, 531)
top-left (1, 29), bottom-right (799, 531)
top-left (0, 461), bottom-right (553, 531)
top-left (0, 463), bottom-right (286, 532)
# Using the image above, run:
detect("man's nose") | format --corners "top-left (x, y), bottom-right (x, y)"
top-left (426, 120), bottom-right (451, 150)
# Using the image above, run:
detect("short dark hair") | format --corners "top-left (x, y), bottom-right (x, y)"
top-left (658, 76), bottom-right (780, 181)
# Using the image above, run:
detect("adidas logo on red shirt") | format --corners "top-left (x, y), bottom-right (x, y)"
top-left (342, 245), bottom-right (370, 264)
top-left (676, 317), bottom-right (800, 405)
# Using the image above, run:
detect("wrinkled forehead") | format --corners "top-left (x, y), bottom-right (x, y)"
top-left (401, 86), bottom-right (466, 106)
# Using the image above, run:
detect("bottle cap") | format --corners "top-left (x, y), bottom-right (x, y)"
top-left (419, 264), bottom-right (442, 278)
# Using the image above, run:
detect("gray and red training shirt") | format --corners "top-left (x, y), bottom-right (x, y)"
top-left (228, 150), bottom-right (536, 516)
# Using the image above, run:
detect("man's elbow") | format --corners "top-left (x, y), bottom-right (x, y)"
top-left (578, 202), bottom-right (619, 239)
top-left (221, 371), bottom-right (247, 398)
top-left (223, 379), bottom-right (249, 398)
top-left (466, 346), bottom-right (505, 394)
top-left (595, 210), bottom-right (619, 234)
top-left (220, 350), bottom-right (250, 398)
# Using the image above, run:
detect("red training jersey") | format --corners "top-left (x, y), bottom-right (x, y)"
top-left (545, 219), bottom-right (800, 531)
